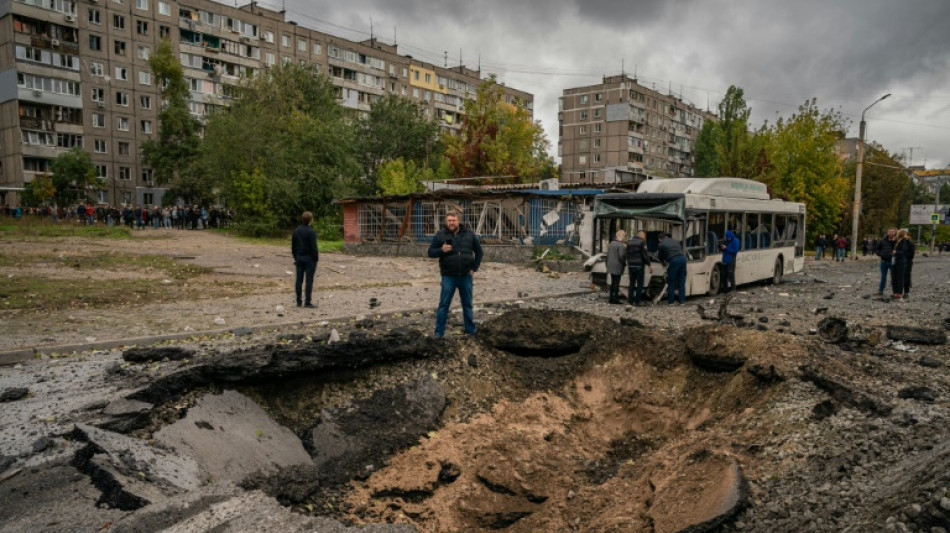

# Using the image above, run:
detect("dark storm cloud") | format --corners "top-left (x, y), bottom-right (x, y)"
top-left (259, 0), bottom-right (950, 165)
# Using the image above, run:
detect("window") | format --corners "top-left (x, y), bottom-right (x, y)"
top-left (297, 39), bottom-right (307, 52)
top-left (579, 125), bottom-right (588, 136)
top-left (136, 20), bottom-right (148, 35)
top-left (119, 167), bottom-right (131, 180)
top-left (265, 52), bottom-right (275, 66)
top-left (115, 91), bottom-right (129, 106)
top-left (594, 124), bottom-right (602, 133)
top-left (94, 139), bottom-right (107, 153)
top-left (114, 40), bottom-right (126, 55)
top-left (158, 1), bottom-right (170, 15)
top-left (113, 15), bottom-right (125, 29)
top-left (413, 70), bottom-right (419, 81)
top-left (89, 8), bottom-right (100, 24)
top-left (579, 155), bottom-right (587, 165)
top-left (595, 93), bottom-right (603, 101)
top-left (117, 117), bottom-right (129, 130)
top-left (139, 95), bottom-right (151, 109)
top-left (137, 46), bottom-right (149, 59)
top-left (594, 108), bottom-right (602, 118)
top-left (91, 87), bottom-right (104, 102)
top-left (135, 0), bottom-right (148, 9)
top-left (140, 120), bottom-right (152, 133)
top-left (593, 138), bottom-right (601, 148)
top-left (92, 113), bottom-right (105, 127)
top-left (593, 154), bottom-right (601, 163)
top-left (138, 71), bottom-right (151, 85)
top-left (159, 25), bottom-right (169, 38)
top-left (141, 168), bottom-right (154, 182)
top-left (89, 62), bottom-right (104, 77)
top-left (580, 111), bottom-right (587, 120)
top-left (312, 42), bottom-right (321, 55)
top-left (118, 141), bottom-right (130, 155)
top-left (115, 67), bottom-right (128, 80)
top-left (580, 95), bottom-right (588, 104)
top-left (402, 67), bottom-right (408, 78)
top-left (96, 165), bottom-right (108, 179)
top-left (425, 73), bottom-right (431, 83)
top-left (263, 30), bottom-right (274, 43)
top-left (89, 35), bottom-right (102, 50)
top-left (281, 34), bottom-right (289, 47)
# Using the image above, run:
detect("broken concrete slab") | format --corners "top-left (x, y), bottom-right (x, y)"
top-left (886, 325), bottom-right (947, 345)
top-left (244, 378), bottom-right (446, 504)
top-left (122, 346), bottom-right (195, 363)
top-left (799, 367), bottom-right (892, 416)
top-left (817, 317), bottom-right (881, 345)
top-left (0, 387), bottom-right (29, 402)
top-left (897, 386), bottom-right (937, 403)
top-left (71, 423), bottom-right (202, 510)
top-left (111, 485), bottom-right (418, 533)
top-left (154, 390), bottom-right (313, 486)
top-left (649, 453), bottom-right (748, 533)
top-left (96, 398), bottom-right (155, 433)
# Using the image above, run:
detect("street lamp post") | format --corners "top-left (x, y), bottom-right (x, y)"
top-left (851, 93), bottom-right (891, 260)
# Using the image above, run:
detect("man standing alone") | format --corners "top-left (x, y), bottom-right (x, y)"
top-left (720, 230), bottom-right (740, 292)
top-left (606, 229), bottom-right (626, 304)
top-left (428, 211), bottom-right (483, 338)
top-left (292, 211), bottom-right (319, 308)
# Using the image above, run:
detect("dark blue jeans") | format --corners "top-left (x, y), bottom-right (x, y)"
top-left (666, 256), bottom-right (687, 304)
top-left (435, 274), bottom-right (474, 337)
top-left (295, 260), bottom-right (316, 305)
top-left (878, 261), bottom-right (891, 293)
top-left (627, 265), bottom-right (645, 304)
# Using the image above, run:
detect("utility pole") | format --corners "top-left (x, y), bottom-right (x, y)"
top-left (851, 93), bottom-right (891, 260)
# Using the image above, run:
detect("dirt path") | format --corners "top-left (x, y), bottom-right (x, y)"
top-left (0, 230), bottom-right (585, 354)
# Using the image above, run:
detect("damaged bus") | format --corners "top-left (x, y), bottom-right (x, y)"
top-left (585, 177), bottom-right (805, 299)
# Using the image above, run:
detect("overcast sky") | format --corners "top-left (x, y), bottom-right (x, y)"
top-left (255, 0), bottom-right (950, 169)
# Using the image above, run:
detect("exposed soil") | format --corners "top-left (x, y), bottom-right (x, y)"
top-left (1, 232), bottom-right (949, 532)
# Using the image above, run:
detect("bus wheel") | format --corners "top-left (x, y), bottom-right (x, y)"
top-left (709, 265), bottom-right (722, 296)
top-left (772, 258), bottom-right (784, 284)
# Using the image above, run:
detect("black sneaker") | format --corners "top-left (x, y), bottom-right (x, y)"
top-left (304, 303), bottom-right (316, 308)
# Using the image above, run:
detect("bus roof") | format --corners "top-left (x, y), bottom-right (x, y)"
top-left (637, 177), bottom-right (770, 200)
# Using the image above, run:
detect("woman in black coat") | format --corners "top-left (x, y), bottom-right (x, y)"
top-left (891, 229), bottom-right (913, 299)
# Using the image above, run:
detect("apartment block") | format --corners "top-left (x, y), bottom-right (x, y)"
top-left (558, 74), bottom-right (714, 186)
top-left (0, 0), bottom-right (533, 206)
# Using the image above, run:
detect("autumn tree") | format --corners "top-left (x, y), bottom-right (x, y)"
top-left (21, 173), bottom-right (56, 207)
top-left (443, 76), bottom-right (555, 182)
top-left (754, 99), bottom-right (849, 238)
top-left (376, 158), bottom-right (430, 195)
top-left (141, 39), bottom-right (203, 203)
top-left (357, 94), bottom-right (441, 192)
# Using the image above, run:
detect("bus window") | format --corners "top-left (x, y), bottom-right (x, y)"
top-left (773, 215), bottom-right (788, 246)
top-left (745, 213), bottom-right (759, 250)
top-left (685, 217), bottom-right (706, 261)
top-left (787, 214), bottom-right (799, 242)
top-left (758, 214), bottom-right (772, 248)
top-left (708, 212), bottom-right (725, 253)
top-left (726, 212), bottom-right (744, 250)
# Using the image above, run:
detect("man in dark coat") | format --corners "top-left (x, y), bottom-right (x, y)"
top-left (658, 233), bottom-right (687, 305)
top-left (427, 211), bottom-right (483, 338)
top-left (874, 228), bottom-right (896, 296)
top-left (625, 230), bottom-right (653, 306)
top-left (291, 211), bottom-right (319, 308)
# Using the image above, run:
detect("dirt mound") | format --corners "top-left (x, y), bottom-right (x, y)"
top-left (478, 308), bottom-right (606, 356)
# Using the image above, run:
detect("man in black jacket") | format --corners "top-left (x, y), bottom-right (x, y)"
top-left (291, 211), bottom-right (319, 308)
top-left (625, 230), bottom-right (653, 306)
top-left (427, 211), bottom-right (483, 338)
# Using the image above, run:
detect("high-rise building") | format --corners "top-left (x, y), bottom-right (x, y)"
top-left (0, 0), bottom-right (533, 206)
top-left (558, 74), bottom-right (714, 186)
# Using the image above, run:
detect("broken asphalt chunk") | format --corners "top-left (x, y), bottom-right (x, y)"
top-left (885, 325), bottom-right (947, 345)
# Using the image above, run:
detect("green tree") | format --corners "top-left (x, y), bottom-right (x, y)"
top-left (443, 76), bottom-right (554, 182)
top-left (21, 172), bottom-right (56, 207)
top-left (199, 62), bottom-right (360, 228)
top-left (141, 39), bottom-right (203, 202)
top-left (357, 94), bottom-right (441, 192)
top-left (50, 147), bottom-right (96, 207)
top-left (755, 99), bottom-right (849, 238)
top-left (694, 120), bottom-right (722, 177)
top-left (376, 158), bottom-right (430, 195)
top-left (717, 85), bottom-right (754, 178)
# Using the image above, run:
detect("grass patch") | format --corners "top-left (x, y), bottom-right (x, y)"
top-left (211, 227), bottom-right (343, 252)
top-left (0, 277), bottom-right (172, 310)
top-left (0, 218), bottom-right (132, 239)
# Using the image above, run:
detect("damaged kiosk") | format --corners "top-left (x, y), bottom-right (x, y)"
top-left (585, 177), bottom-right (806, 299)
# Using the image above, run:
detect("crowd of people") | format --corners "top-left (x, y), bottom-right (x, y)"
top-left (1, 203), bottom-right (234, 230)
top-left (815, 229), bottom-right (916, 300)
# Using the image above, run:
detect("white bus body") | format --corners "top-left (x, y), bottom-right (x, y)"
top-left (586, 177), bottom-right (806, 298)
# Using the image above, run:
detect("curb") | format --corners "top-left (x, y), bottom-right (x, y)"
top-left (0, 289), bottom-right (593, 367)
